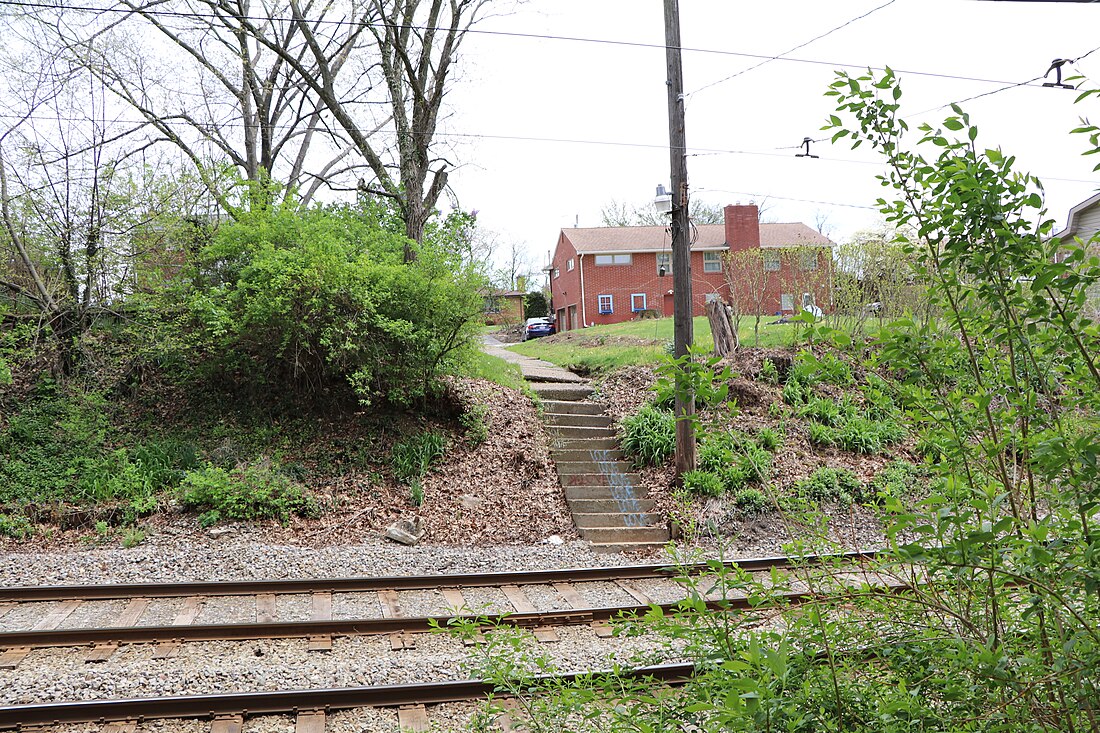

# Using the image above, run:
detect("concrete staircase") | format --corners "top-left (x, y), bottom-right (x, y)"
top-left (533, 385), bottom-right (670, 553)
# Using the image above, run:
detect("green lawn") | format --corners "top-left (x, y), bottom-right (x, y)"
top-left (509, 315), bottom-right (813, 372)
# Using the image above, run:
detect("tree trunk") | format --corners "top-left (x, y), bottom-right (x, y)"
top-left (706, 298), bottom-right (737, 357)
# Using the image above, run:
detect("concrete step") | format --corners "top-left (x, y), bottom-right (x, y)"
top-left (551, 449), bottom-right (626, 463)
top-left (523, 367), bottom-right (587, 384)
top-left (572, 512), bottom-right (663, 529)
top-left (550, 438), bottom-right (620, 452)
top-left (580, 526), bottom-right (670, 544)
top-left (553, 460), bottom-right (635, 477)
top-left (568, 498), bottom-right (656, 514)
top-left (541, 400), bottom-right (606, 416)
top-left (563, 485), bottom-right (620, 500)
top-left (547, 425), bottom-right (617, 440)
top-left (558, 472), bottom-right (644, 488)
top-left (531, 383), bottom-right (594, 400)
top-left (590, 541), bottom-right (668, 554)
top-left (545, 413), bottom-right (615, 429)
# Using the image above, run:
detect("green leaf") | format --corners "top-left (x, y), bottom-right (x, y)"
top-left (943, 118), bottom-right (964, 131)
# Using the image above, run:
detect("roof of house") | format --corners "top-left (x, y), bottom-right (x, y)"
top-left (560, 223), bottom-right (833, 254)
top-left (1053, 191), bottom-right (1100, 241)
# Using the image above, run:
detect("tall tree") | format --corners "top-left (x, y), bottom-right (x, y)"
top-left (37, 0), bottom-right (378, 213)
top-left (600, 198), bottom-right (725, 227)
top-left (239, 0), bottom-right (492, 257)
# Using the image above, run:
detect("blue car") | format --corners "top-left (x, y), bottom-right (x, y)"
top-left (522, 317), bottom-right (556, 341)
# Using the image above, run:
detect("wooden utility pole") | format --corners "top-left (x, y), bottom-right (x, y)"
top-left (663, 0), bottom-right (696, 476)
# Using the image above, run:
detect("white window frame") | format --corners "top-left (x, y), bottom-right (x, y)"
top-left (598, 294), bottom-right (613, 314)
top-left (764, 251), bottom-right (782, 272)
top-left (781, 293), bottom-right (794, 312)
top-left (631, 293), bottom-right (647, 312)
top-left (553, 268), bottom-right (560, 279)
top-left (800, 251), bottom-right (818, 271)
top-left (567, 258), bottom-right (575, 272)
top-left (703, 251), bottom-right (722, 273)
top-left (594, 253), bottom-right (632, 266)
top-left (656, 252), bottom-right (672, 275)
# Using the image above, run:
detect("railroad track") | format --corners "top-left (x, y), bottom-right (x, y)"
top-left (0, 550), bottom-right (886, 731)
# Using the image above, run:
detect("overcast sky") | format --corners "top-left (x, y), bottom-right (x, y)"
top-left (439, 0), bottom-right (1100, 277)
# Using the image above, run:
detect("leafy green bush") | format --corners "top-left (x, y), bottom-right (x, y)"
top-left (732, 487), bottom-right (769, 517)
top-left (178, 462), bottom-right (320, 524)
top-left (621, 404), bottom-right (676, 467)
top-left (0, 513), bottom-right (33, 539)
top-left (391, 431), bottom-right (447, 483)
top-left (794, 466), bottom-right (863, 505)
top-left (174, 205), bottom-right (485, 405)
top-left (682, 469), bottom-right (724, 497)
top-left (696, 431), bottom-right (771, 492)
top-left (797, 396), bottom-right (845, 426)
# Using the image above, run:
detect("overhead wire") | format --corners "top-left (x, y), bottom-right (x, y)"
top-left (0, 0), bottom-right (1044, 90)
top-left (687, 0), bottom-right (899, 98)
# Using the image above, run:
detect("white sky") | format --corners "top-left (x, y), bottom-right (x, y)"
top-left (441, 0), bottom-right (1100, 277)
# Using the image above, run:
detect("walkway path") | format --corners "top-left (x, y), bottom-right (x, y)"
top-left (483, 335), bottom-right (669, 552)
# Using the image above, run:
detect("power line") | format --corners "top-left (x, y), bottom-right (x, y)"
top-left (0, 0), bottom-right (1043, 89)
top-left (688, 0), bottom-right (899, 97)
top-left (697, 188), bottom-right (878, 211)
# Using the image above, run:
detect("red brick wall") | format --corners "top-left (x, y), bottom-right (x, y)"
top-left (550, 234), bottom-right (582, 330)
top-left (576, 250), bottom-right (732, 327)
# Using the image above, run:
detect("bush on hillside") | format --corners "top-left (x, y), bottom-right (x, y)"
top-left (170, 204), bottom-right (485, 406)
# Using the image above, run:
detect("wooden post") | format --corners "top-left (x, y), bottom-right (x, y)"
top-left (664, 0), bottom-right (696, 476)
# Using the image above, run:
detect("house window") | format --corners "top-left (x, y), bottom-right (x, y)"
top-left (703, 251), bottom-right (722, 273)
top-left (594, 254), bottom-right (632, 266)
top-left (553, 268), bottom-right (560, 279)
top-left (567, 258), bottom-right (575, 272)
top-left (764, 251), bottom-right (781, 272)
top-left (598, 294), bottom-right (613, 314)
top-left (656, 252), bottom-right (672, 276)
top-left (631, 293), bottom-right (647, 312)
top-left (781, 293), bottom-right (794, 312)
top-left (483, 296), bottom-right (502, 314)
top-left (800, 251), bottom-right (818, 271)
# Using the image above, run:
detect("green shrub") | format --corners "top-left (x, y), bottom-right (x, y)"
top-left (732, 487), bottom-right (769, 517)
top-left (795, 351), bottom-right (854, 386)
top-left (0, 513), bottom-right (33, 540)
top-left (795, 466), bottom-right (864, 505)
top-left (682, 469), bottom-right (724, 497)
top-left (621, 405), bottom-right (676, 467)
top-left (178, 462), bottom-right (320, 524)
top-left (175, 205), bottom-right (485, 405)
top-left (391, 431), bottom-right (447, 483)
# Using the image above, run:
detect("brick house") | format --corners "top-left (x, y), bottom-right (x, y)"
top-left (481, 289), bottom-right (526, 325)
top-left (548, 204), bottom-right (833, 330)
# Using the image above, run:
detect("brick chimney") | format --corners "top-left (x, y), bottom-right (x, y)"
top-left (724, 204), bottom-right (760, 253)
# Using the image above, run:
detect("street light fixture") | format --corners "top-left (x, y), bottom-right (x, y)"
top-left (654, 184), bottom-right (672, 215)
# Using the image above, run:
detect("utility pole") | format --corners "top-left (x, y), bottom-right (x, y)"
top-left (663, 0), bottom-right (696, 476)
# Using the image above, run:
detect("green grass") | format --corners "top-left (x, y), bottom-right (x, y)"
top-left (509, 316), bottom-right (811, 372)
top-left (457, 349), bottom-right (531, 394)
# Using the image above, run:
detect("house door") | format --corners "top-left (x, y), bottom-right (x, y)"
top-left (663, 293), bottom-right (674, 317)
top-left (567, 305), bottom-right (577, 331)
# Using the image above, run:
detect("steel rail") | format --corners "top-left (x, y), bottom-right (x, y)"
top-left (0, 592), bottom-right (827, 649)
top-left (0, 662), bottom-right (698, 728)
top-left (0, 549), bottom-right (881, 602)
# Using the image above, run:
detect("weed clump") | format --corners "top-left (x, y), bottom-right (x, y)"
top-left (621, 404), bottom-right (676, 467)
top-left (178, 462), bottom-right (321, 526)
